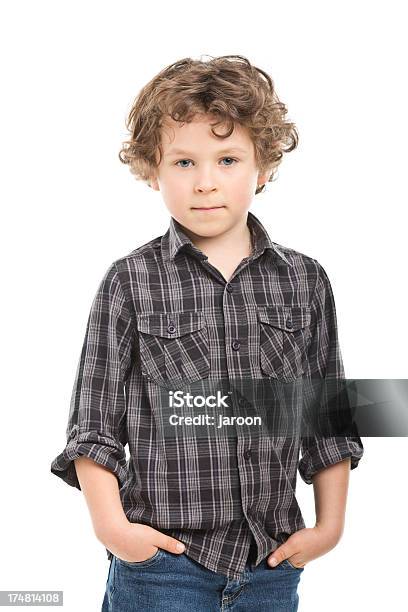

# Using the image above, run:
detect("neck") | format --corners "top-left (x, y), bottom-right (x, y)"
top-left (182, 217), bottom-right (253, 260)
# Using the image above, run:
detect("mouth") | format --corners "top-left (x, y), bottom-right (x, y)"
top-left (191, 205), bottom-right (226, 211)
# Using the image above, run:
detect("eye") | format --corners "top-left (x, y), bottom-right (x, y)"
top-left (174, 157), bottom-right (238, 168)
top-left (175, 159), bottom-right (192, 168)
top-left (220, 157), bottom-right (238, 166)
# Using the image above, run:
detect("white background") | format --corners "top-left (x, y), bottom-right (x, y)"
top-left (1, 1), bottom-right (406, 610)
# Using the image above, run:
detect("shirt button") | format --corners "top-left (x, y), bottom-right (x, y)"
top-left (286, 318), bottom-right (293, 329)
top-left (232, 340), bottom-right (240, 351)
top-left (243, 449), bottom-right (251, 460)
top-left (167, 324), bottom-right (176, 334)
top-left (226, 284), bottom-right (234, 293)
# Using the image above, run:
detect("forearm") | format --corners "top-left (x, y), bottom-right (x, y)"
top-left (312, 456), bottom-right (351, 539)
top-left (73, 456), bottom-right (129, 542)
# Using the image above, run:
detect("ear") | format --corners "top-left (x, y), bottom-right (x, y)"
top-left (149, 174), bottom-right (160, 191)
top-left (257, 168), bottom-right (272, 186)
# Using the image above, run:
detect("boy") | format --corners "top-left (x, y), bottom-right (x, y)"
top-left (51, 55), bottom-right (364, 611)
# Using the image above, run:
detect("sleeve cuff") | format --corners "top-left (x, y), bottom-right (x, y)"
top-left (50, 428), bottom-right (128, 491)
top-left (298, 436), bottom-right (364, 485)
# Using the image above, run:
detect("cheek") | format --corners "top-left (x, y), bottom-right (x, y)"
top-left (161, 175), bottom-right (188, 199)
top-left (228, 175), bottom-right (256, 199)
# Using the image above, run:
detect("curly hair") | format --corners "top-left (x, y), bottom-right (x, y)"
top-left (118, 54), bottom-right (298, 195)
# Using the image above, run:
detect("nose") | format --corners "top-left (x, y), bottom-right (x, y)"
top-left (196, 184), bottom-right (217, 193)
top-left (195, 178), bottom-right (218, 193)
top-left (194, 165), bottom-right (218, 193)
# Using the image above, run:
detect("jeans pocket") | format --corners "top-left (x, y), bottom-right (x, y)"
top-left (115, 547), bottom-right (164, 568)
top-left (283, 558), bottom-right (304, 571)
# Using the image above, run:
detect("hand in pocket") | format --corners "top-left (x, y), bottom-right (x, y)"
top-left (103, 522), bottom-right (185, 564)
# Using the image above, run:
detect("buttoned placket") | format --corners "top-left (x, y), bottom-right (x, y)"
top-left (188, 245), bottom-right (266, 540)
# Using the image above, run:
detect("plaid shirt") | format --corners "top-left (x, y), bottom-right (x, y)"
top-left (50, 211), bottom-right (364, 580)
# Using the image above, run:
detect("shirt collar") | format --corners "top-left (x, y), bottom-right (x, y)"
top-left (161, 210), bottom-right (292, 267)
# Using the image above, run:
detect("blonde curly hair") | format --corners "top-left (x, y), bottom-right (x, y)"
top-left (118, 54), bottom-right (298, 195)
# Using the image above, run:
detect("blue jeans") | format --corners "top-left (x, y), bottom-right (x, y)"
top-left (101, 547), bottom-right (304, 611)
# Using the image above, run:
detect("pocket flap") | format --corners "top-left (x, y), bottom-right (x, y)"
top-left (136, 311), bottom-right (206, 338)
top-left (257, 305), bottom-right (311, 331)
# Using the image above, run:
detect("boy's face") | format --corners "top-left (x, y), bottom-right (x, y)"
top-left (149, 113), bottom-right (271, 239)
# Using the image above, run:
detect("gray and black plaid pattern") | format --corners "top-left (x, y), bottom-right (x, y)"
top-left (50, 211), bottom-right (364, 580)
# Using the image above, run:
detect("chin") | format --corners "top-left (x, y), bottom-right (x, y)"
top-left (189, 225), bottom-right (221, 237)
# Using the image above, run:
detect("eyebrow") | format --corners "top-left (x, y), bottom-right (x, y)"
top-left (164, 147), bottom-right (249, 157)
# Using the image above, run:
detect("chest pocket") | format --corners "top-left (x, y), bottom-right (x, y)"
top-left (136, 311), bottom-right (210, 388)
top-left (257, 305), bottom-right (312, 381)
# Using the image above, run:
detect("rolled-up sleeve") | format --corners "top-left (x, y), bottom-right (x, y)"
top-left (50, 261), bottom-right (135, 491)
top-left (298, 260), bottom-right (364, 485)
